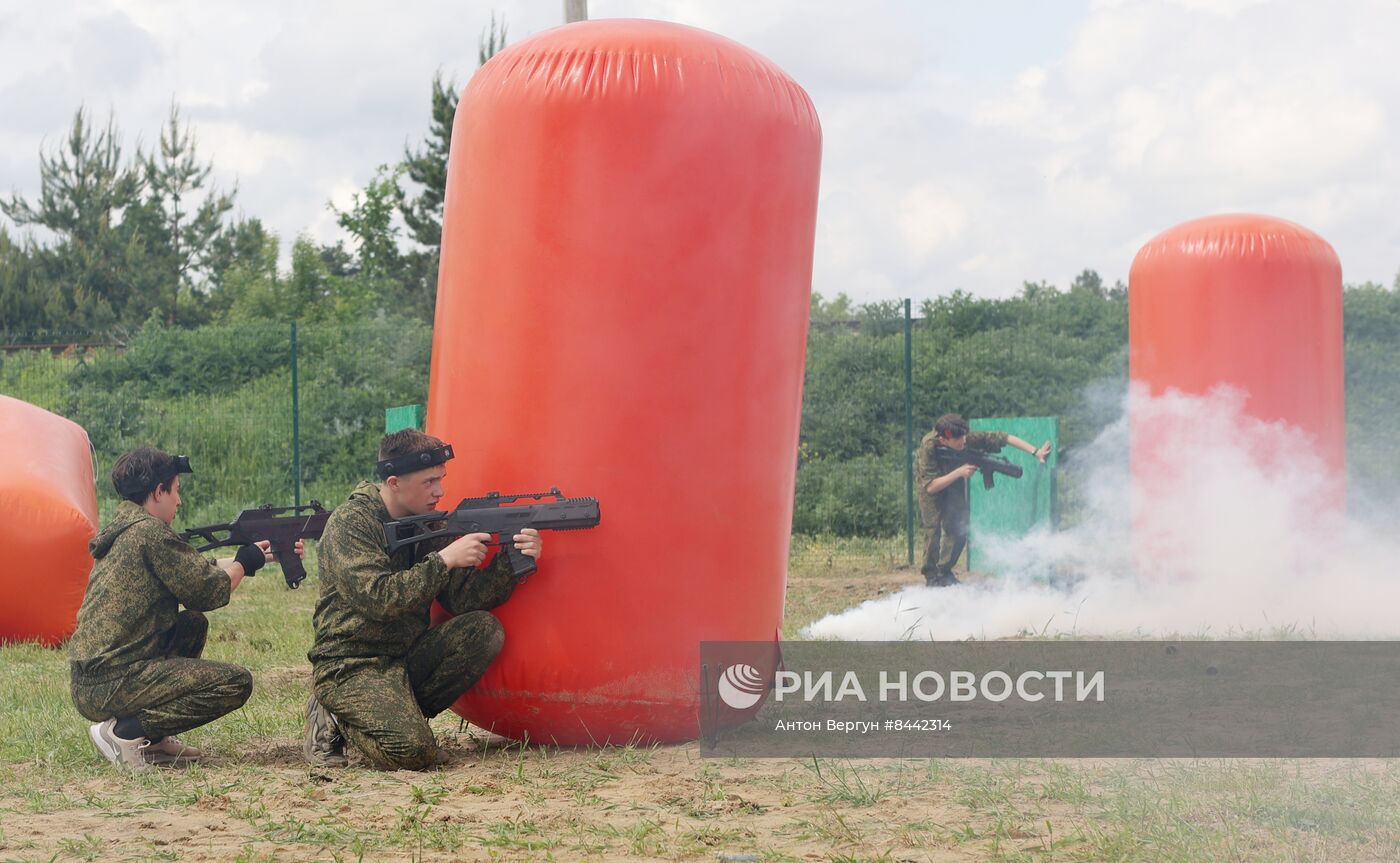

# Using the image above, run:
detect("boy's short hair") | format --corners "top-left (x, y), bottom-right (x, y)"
top-left (934, 413), bottom-right (970, 439)
top-left (111, 447), bottom-right (189, 503)
top-left (377, 429), bottom-right (452, 479)
top-left (378, 429), bottom-right (446, 462)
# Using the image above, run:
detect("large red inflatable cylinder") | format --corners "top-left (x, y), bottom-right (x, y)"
top-left (1129, 214), bottom-right (1344, 463)
top-left (1130, 214), bottom-right (1345, 459)
top-left (427, 20), bottom-right (821, 744)
top-left (1129, 214), bottom-right (1346, 551)
top-left (0, 396), bottom-right (99, 645)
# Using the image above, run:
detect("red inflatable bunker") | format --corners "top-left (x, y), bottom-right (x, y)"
top-left (427, 20), bottom-right (821, 744)
top-left (0, 395), bottom-right (99, 645)
top-left (1129, 213), bottom-right (1346, 526)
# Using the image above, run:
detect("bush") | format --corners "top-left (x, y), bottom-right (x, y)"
top-left (793, 454), bottom-right (905, 536)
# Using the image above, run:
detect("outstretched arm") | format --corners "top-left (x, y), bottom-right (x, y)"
top-left (1006, 435), bottom-right (1052, 463)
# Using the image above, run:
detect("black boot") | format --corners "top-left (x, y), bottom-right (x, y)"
top-left (926, 570), bottom-right (961, 587)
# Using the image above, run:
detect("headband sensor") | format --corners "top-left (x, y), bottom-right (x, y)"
top-left (377, 444), bottom-right (454, 480)
top-left (113, 453), bottom-right (193, 499)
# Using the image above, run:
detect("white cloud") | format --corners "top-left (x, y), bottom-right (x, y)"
top-left (196, 122), bottom-right (304, 178)
top-left (1, 0), bottom-right (1397, 297)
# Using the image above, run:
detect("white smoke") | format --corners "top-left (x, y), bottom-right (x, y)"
top-left (804, 386), bottom-right (1400, 640)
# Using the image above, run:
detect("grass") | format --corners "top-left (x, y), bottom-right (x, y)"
top-left (2, 541), bottom-right (1400, 861)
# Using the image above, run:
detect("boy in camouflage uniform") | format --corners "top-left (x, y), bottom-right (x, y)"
top-left (915, 413), bottom-right (1050, 587)
top-left (70, 447), bottom-right (292, 769)
top-left (304, 430), bottom-right (542, 770)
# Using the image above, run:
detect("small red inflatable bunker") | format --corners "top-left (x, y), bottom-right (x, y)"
top-left (0, 395), bottom-right (99, 645)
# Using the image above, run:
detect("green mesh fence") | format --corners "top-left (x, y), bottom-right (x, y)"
top-left (0, 320), bottom-right (430, 530)
top-left (2, 311), bottom-right (1088, 578)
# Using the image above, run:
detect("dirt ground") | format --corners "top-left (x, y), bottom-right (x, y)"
top-left (1, 729), bottom-right (1091, 862)
top-left (5, 563), bottom-right (1398, 862)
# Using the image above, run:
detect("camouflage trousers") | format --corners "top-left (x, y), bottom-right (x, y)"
top-left (312, 610), bottom-right (505, 771)
top-left (70, 610), bottom-right (253, 740)
top-left (918, 496), bottom-right (970, 580)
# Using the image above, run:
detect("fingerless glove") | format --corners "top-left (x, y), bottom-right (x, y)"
top-left (235, 543), bottom-right (266, 576)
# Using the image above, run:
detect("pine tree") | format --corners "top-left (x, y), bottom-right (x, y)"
top-left (142, 104), bottom-right (235, 324)
top-left (395, 14), bottom-right (508, 320)
top-left (1, 108), bottom-right (145, 332)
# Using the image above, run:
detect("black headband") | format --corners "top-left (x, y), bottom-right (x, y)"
top-left (377, 444), bottom-right (454, 480)
top-left (113, 454), bottom-right (192, 498)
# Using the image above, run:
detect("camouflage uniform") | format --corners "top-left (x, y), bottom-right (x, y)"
top-left (69, 502), bottom-right (251, 740)
top-left (915, 430), bottom-right (1009, 581)
top-left (308, 481), bottom-right (516, 770)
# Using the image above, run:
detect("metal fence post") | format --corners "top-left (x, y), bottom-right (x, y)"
top-left (291, 320), bottom-right (301, 508)
top-left (904, 298), bottom-right (915, 566)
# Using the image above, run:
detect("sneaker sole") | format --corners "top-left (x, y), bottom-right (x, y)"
top-left (89, 723), bottom-right (119, 762)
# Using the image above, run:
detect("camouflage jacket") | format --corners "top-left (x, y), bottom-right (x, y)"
top-left (915, 429), bottom-right (1010, 510)
top-left (69, 501), bottom-right (231, 679)
top-left (308, 481), bottom-right (516, 666)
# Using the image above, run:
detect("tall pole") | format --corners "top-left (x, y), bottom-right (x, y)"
top-left (564, 0), bottom-right (588, 23)
top-left (904, 298), bottom-right (915, 566)
top-left (291, 320), bottom-right (301, 508)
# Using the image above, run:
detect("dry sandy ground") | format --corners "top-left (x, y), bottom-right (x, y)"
top-left (5, 567), bottom-right (1395, 862)
top-left (0, 734), bottom-right (1087, 862)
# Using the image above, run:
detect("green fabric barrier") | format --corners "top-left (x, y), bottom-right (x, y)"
top-left (968, 415), bottom-right (1058, 575)
top-left (384, 404), bottom-right (425, 433)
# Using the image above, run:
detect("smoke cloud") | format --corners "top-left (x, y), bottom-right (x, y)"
top-left (805, 386), bottom-right (1400, 640)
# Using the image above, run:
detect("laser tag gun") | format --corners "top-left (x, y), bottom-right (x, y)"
top-left (933, 445), bottom-right (1024, 490)
top-left (179, 502), bottom-right (332, 589)
top-left (382, 487), bottom-right (601, 580)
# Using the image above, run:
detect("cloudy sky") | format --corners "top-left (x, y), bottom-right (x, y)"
top-left (2, 0), bottom-right (1397, 303)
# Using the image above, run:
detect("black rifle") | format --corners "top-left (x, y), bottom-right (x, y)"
top-left (382, 487), bottom-right (600, 579)
top-left (933, 445), bottom-right (1024, 490)
top-left (180, 502), bottom-right (331, 589)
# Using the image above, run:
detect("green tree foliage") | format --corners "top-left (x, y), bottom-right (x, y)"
top-left (1, 109), bottom-right (146, 332)
top-left (800, 278), bottom-right (1127, 535)
top-left (1343, 281), bottom-right (1400, 503)
top-left (2, 21), bottom-right (518, 333)
top-left (47, 317), bottom-right (431, 519)
top-left (400, 74), bottom-right (457, 253)
top-left (392, 16), bottom-right (509, 322)
top-left (140, 104), bottom-right (235, 325)
top-left (331, 165), bottom-right (405, 320)
top-left (0, 106), bottom-right (239, 335)
top-left (0, 227), bottom-right (45, 333)
top-left (3, 276), bottom-right (1398, 535)
top-left (203, 217), bottom-right (279, 318)
top-left (228, 235), bottom-right (337, 322)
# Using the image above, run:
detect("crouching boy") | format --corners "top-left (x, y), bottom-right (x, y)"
top-left (304, 430), bottom-right (541, 770)
top-left (69, 447), bottom-right (290, 769)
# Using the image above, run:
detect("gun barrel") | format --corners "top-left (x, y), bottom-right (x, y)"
top-left (992, 459), bottom-right (1024, 478)
top-left (384, 495), bottom-right (601, 556)
top-left (522, 498), bottom-right (599, 527)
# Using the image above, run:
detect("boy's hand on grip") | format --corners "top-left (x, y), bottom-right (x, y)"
top-left (440, 532), bottom-right (491, 569)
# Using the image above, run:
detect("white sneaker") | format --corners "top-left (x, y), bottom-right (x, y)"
top-left (88, 719), bottom-right (150, 771)
top-left (144, 734), bottom-right (204, 765)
